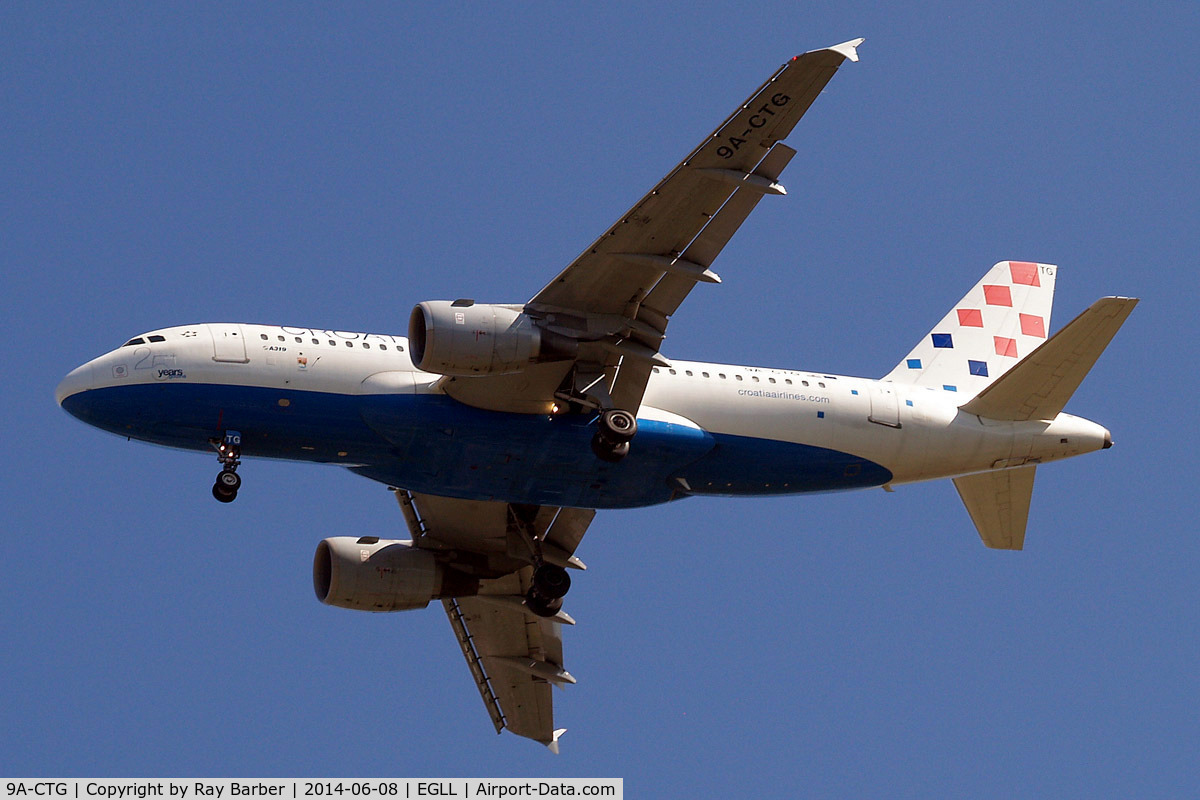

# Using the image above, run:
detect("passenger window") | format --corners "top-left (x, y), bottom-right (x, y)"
top-left (380, 344), bottom-right (388, 351)
top-left (295, 337), bottom-right (303, 343)
top-left (768, 377), bottom-right (775, 384)
top-left (819, 382), bottom-right (826, 388)
top-left (702, 372), bottom-right (710, 378)
top-left (735, 375), bottom-right (743, 381)
top-left (346, 341), bottom-right (353, 347)
top-left (652, 367), bottom-right (660, 373)
top-left (329, 340), bottom-right (336, 346)
top-left (277, 335), bottom-right (285, 342)
top-left (363, 342), bottom-right (370, 349)
top-left (260, 334), bottom-right (268, 340)
top-left (801, 380), bottom-right (809, 387)
top-left (719, 373), bottom-right (726, 379)
top-left (669, 368), bottom-right (677, 375)
top-left (685, 370), bottom-right (693, 376)
top-left (786, 379), bottom-right (794, 385)
top-left (752, 376), bottom-right (760, 382)
top-left (312, 338), bottom-right (319, 344)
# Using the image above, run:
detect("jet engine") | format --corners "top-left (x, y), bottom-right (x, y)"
top-left (313, 537), bottom-right (478, 612)
top-left (408, 301), bottom-right (563, 376)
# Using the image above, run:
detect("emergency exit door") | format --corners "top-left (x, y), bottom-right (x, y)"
top-left (869, 383), bottom-right (901, 428)
top-left (210, 323), bottom-right (249, 363)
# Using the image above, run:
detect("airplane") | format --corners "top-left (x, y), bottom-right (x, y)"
top-left (55, 39), bottom-right (1137, 751)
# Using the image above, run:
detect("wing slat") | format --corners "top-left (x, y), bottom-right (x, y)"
top-left (443, 598), bottom-right (505, 734)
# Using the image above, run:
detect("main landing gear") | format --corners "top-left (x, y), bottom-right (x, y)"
top-left (209, 433), bottom-right (242, 503)
top-left (507, 503), bottom-right (574, 618)
top-left (590, 408), bottom-right (637, 463)
top-left (526, 563), bottom-right (571, 618)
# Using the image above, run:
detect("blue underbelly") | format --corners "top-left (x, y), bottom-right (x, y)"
top-left (61, 383), bottom-right (891, 508)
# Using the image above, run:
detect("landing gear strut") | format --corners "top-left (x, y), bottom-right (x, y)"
top-left (507, 503), bottom-right (575, 617)
top-left (590, 408), bottom-right (637, 463)
top-left (209, 433), bottom-right (242, 503)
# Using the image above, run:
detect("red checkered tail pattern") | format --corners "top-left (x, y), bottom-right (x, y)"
top-left (882, 261), bottom-right (1056, 401)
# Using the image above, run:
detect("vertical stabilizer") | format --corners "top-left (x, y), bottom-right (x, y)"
top-left (885, 261), bottom-right (1057, 400)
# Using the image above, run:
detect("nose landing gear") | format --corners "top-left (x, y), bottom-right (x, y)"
top-left (209, 432), bottom-right (242, 503)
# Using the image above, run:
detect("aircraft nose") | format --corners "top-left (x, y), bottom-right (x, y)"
top-left (1103, 428), bottom-right (1113, 449)
top-left (56, 362), bottom-right (94, 407)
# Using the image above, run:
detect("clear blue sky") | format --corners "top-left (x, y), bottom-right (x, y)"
top-left (4, 2), bottom-right (1198, 795)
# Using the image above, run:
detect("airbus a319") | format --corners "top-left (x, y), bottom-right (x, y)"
top-left (57, 39), bottom-right (1136, 750)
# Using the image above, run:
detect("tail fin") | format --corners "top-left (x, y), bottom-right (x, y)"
top-left (960, 296), bottom-right (1139, 421)
top-left (884, 261), bottom-right (1057, 400)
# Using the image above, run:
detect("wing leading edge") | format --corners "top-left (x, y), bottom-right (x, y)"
top-left (442, 40), bottom-right (864, 415)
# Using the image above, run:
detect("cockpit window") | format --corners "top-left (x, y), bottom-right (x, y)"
top-left (148, 335), bottom-right (166, 342)
top-left (122, 338), bottom-right (146, 347)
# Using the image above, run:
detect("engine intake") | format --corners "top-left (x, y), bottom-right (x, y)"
top-left (408, 301), bottom-right (556, 376)
top-left (313, 537), bottom-right (478, 612)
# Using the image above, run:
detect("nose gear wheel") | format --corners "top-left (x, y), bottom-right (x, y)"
top-left (209, 434), bottom-right (243, 502)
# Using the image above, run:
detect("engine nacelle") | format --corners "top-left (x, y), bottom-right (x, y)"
top-left (313, 537), bottom-right (478, 612)
top-left (408, 301), bottom-right (543, 376)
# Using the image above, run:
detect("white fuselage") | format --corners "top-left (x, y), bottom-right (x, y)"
top-left (57, 322), bottom-right (1111, 509)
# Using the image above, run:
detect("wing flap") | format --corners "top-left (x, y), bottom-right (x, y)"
top-left (447, 578), bottom-right (569, 749)
top-left (639, 143), bottom-right (798, 332)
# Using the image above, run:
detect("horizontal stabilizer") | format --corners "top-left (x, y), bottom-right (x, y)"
top-left (954, 465), bottom-right (1037, 550)
top-left (960, 297), bottom-right (1138, 421)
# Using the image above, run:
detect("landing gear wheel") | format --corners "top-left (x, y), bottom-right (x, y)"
top-left (525, 590), bottom-right (564, 618)
top-left (212, 483), bottom-right (237, 503)
top-left (217, 469), bottom-right (241, 491)
top-left (599, 409), bottom-right (637, 442)
top-left (209, 433), bottom-right (243, 503)
top-left (591, 433), bottom-right (630, 463)
top-left (591, 408), bottom-right (636, 462)
top-left (533, 564), bottom-right (571, 600)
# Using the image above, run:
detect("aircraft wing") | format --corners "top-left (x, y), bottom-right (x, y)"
top-left (391, 488), bottom-right (593, 750)
top-left (441, 39), bottom-right (863, 414)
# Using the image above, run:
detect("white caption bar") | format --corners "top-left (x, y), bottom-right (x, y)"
top-left (1, 781), bottom-right (622, 800)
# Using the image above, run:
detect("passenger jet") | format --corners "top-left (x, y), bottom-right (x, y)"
top-left (56, 39), bottom-right (1137, 751)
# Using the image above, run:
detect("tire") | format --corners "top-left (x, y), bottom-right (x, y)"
top-left (599, 409), bottom-right (637, 443)
top-left (217, 469), bottom-right (241, 490)
top-left (533, 564), bottom-right (571, 599)
top-left (591, 433), bottom-right (630, 463)
top-left (525, 591), bottom-right (563, 618)
top-left (212, 483), bottom-right (237, 503)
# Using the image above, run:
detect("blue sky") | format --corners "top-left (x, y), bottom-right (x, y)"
top-left (4, 2), bottom-right (1198, 795)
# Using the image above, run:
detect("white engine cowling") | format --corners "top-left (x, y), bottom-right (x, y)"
top-left (313, 537), bottom-right (477, 612)
top-left (408, 301), bottom-right (542, 376)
